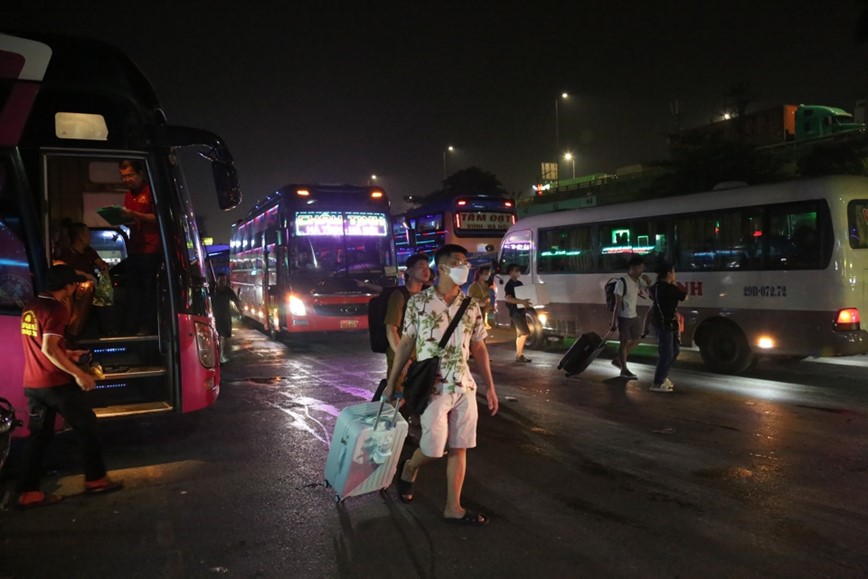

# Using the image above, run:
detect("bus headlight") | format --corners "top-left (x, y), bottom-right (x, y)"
top-left (195, 321), bottom-right (216, 368)
top-left (288, 294), bottom-right (307, 317)
top-left (537, 312), bottom-right (548, 326)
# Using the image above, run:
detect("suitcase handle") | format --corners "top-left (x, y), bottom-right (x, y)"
top-left (372, 398), bottom-right (386, 430)
top-left (374, 396), bottom-right (401, 431)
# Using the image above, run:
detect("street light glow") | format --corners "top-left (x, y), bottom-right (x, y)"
top-left (555, 93), bottom-right (569, 163)
top-left (443, 145), bottom-right (455, 178)
top-left (564, 151), bottom-right (575, 179)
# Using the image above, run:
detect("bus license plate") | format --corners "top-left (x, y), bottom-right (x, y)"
top-left (341, 319), bottom-right (359, 329)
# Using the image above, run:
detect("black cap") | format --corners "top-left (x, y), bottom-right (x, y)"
top-left (46, 264), bottom-right (88, 291)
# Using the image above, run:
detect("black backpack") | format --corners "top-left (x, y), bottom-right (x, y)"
top-left (604, 277), bottom-right (626, 311)
top-left (368, 286), bottom-right (411, 353)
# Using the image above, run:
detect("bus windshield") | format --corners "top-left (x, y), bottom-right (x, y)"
top-left (291, 232), bottom-right (392, 276)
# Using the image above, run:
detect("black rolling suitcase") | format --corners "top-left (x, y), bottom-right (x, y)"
top-left (557, 331), bottom-right (612, 376)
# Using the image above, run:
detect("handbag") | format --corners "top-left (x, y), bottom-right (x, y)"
top-left (93, 271), bottom-right (114, 307)
top-left (402, 296), bottom-right (472, 415)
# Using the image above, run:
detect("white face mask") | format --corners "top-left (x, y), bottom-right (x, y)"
top-left (446, 264), bottom-right (470, 285)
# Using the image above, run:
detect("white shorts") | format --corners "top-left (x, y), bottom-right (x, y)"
top-left (419, 390), bottom-right (478, 457)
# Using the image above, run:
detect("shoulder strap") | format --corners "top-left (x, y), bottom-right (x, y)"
top-left (438, 296), bottom-right (472, 349)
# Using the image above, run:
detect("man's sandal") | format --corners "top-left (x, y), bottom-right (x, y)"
top-left (17, 491), bottom-right (64, 510)
top-left (395, 459), bottom-right (414, 503)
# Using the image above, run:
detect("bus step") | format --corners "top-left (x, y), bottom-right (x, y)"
top-left (98, 366), bottom-right (167, 380)
top-left (76, 334), bottom-right (159, 346)
top-left (93, 401), bottom-right (173, 418)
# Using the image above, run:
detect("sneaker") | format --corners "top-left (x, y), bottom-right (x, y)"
top-left (663, 378), bottom-right (675, 390)
top-left (220, 356), bottom-right (230, 363)
top-left (620, 368), bottom-right (638, 379)
top-left (649, 382), bottom-right (674, 393)
top-left (515, 355), bottom-right (532, 363)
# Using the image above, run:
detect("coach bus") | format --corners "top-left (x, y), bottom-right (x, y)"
top-left (394, 195), bottom-right (515, 268)
top-left (230, 184), bottom-right (397, 336)
top-left (0, 31), bottom-right (242, 431)
top-left (497, 176), bottom-right (868, 373)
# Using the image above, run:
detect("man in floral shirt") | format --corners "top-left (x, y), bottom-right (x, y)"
top-left (384, 244), bottom-right (498, 527)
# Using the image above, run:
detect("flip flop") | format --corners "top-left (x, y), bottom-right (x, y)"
top-left (17, 492), bottom-right (64, 510)
top-left (85, 479), bottom-right (124, 494)
top-left (444, 510), bottom-right (489, 527)
top-left (395, 460), bottom-right (414, 503)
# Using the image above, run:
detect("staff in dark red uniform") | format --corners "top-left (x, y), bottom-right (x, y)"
top-left (119, 159), bottom-right (161, 334)
top-left (16, 265), bottom-right (123, 509)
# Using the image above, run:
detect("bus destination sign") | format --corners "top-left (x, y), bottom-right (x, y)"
top-left (345, 212), bottom-right (388, 236)
top-left (296, 211), bottom-right (388, 237)
top-left (457, 212), bottom-right (512, 231)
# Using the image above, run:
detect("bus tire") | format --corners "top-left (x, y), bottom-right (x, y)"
top-left (524, 311), bottom-right (546, 350)
top-left (698, 323), bottom-right (754, 374)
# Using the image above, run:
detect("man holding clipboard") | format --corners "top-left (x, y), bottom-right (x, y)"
top-left (118, 160), bottom-right (160, 335)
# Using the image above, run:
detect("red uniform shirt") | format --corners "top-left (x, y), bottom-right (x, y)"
top-left (21, 294), bottom-right (71, 388)
top-left (124, 183), bottom-right (160, 254)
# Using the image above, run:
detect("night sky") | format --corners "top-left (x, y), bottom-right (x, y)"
top-left (7, 1), bottom-right (868, 242)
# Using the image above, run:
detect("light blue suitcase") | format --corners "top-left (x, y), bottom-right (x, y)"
top-left (324, 399), bottom-right (408, 502)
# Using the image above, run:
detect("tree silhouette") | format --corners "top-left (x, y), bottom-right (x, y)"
top-left (419, 166), bottom-right (509, 203)
top-left (645, 132), bottom-right (787, 197)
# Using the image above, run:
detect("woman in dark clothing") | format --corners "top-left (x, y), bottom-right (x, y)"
top-left (649, 263), bottom-right (687, 393)
top-left (54, 221), bottom-right (109, 337)
top-left (211, 273), bottom-right (242, 363)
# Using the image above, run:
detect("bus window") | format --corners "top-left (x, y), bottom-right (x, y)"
top-left (598, 222), bottom-right (634, 272)
top-left (847, 200), bottom-right (868, 248)
top-left (767, 202), bottom-right (826, 269)
top-left (0, 159), bottom-right (34, 310)
top-left (599, 219), bottom-right (670, 273)
top-left (675, 207), bottom-right (763, 271)
top-left (90, 228), bottom-right (129, 267)
top-left (499, 229), bottom-right (532, 274)
top-left (414, 213), bottom-right (445, 253)
top-left (538, 225), bottom-right (593, 273)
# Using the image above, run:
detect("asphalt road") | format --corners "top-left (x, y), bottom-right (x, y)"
top-left (2, 324), bottom-right (867, 578)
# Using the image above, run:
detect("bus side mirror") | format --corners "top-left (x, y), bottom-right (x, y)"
top-left (212, 161), bottom-right (242, 211)
top-left (156, 125), bottom-right (243, 211)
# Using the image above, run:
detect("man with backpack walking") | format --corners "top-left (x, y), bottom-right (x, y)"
top-left (368, 254), bottom-right (431, 402)
top-left (609, 255), bottom-right (652, 379)
top-left (384, 254), bottom-right (431, 379)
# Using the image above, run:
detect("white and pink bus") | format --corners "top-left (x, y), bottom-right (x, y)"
top-left (497, 176), bottom-right (868, 373)
top-left (0, 31), bottom-right (242, 432)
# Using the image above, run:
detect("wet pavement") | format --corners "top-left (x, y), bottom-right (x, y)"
top-left (2, 323), bottom-right (868, 578)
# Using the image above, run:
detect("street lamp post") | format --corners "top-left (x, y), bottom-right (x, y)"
top-left (368, 174), bottom-right (377, 186)
top-left (555, 92), bottom-right (568, 160)
top-left (564, 152), bottom-right (575, 179)
top-left (442, 145), bottom-right (454, 179)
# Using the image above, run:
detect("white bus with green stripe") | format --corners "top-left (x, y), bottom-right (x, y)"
top-left (497, 176), bottom-right (868, 373)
